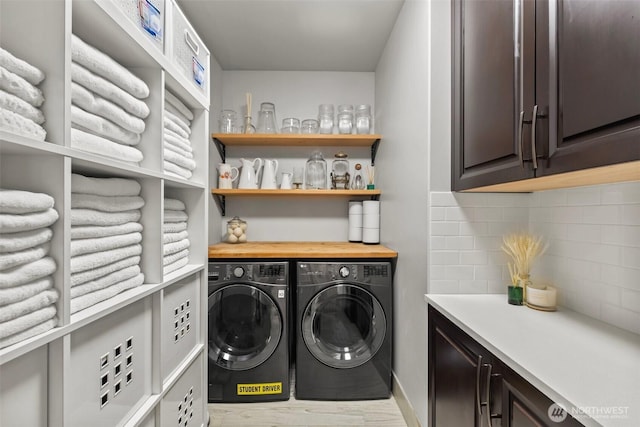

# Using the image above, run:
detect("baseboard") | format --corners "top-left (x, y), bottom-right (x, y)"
top-left (392, 373), bottom-right (422, 427)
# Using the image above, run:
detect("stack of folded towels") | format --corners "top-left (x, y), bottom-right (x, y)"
top-left (0, 47), bottom-right (47, 141)
top-left (163, 91), bottom-right (196, 179)
top-left (163, 198), bottom-right (190, 275)
top-left (0, 189), bottom-right (59, 349)
top-left (70, 173), bottom-right (145, 314)
top-left (70, 34), bottom-right (150, 165)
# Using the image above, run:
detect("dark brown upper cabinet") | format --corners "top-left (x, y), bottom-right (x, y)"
top-left (452, 0), bottom-right (640, 192)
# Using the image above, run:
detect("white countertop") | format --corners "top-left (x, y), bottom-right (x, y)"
top-left (426, 294), bottom-right (640, 427)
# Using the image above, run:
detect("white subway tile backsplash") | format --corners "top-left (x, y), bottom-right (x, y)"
top-left (444, 265), bottom-right (475, 280)
top-left (474, 265), bottom-right (504, 280)
top-left (601, 304), bottom-right (640, 335)
top-left (473, 207), bottom-right (504, 222)
top-left (459, 280), bottom-right (489, 294)
top-left (429, 280), bottom-right (461, 294)
top-left (431, 222), bottom-right (460, 236)
top-left (431, 207), bottom-right (446, 221)
top-left (566, 187), bottom-right (601, 206)
top-left (553, 206), bottom-right (584, 224)
top-left (621, 288), bottom-right (640, 313)
top-left (460, 221), bottom-right (489, 236)
top-left (621, 204), bottom-right (640, 226)
top-left (445, 206), bottom-right (471, 221)
top-left (431, 250), bottom-right (460, 265)
top-left (601, 225), bottom-right (640, 247)
top-left (430, 236), bottom-right (446, 250)
top-left (430, 192), bottom-right (458, 206)
top-left (600, 182), bottom-right (640, 205)
top-left (566, 223), bottom-right (601, 243)
top-left (445, 236), bottom-right (474, 250)
top-left (582, 205), bottom-right (623, 225)
top-left (622, 246), bottom-right (640, 269)
top-left (460, 251), bottom-right (488, 265)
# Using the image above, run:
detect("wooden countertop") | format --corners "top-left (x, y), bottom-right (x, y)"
top-left (208, 241), bottom-right (398, 259)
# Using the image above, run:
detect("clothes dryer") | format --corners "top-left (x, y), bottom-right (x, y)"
top-left (208, 261), bottom-right (289, 402)
top-left (295, 261), bottom-right (392, 400)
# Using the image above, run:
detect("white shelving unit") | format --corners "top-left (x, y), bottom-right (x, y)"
top-left (0, 1), bottom-right (209, 426)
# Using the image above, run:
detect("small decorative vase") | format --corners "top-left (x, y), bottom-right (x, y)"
top-left (508, 285), bottom-right (524, 305)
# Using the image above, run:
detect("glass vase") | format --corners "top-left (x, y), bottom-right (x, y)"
top-left (508, 285), bottom-right (523, 305)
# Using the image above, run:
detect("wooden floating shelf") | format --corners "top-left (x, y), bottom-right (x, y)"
top-left (211, 188), bottom-right (381, 197)
top-left (211, 133), bottom-right (382, 147)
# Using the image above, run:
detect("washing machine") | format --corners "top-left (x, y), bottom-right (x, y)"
top-left (207, 261), bottom-right (289, 402)
top-left (295, 261), bottom-right (393, 400)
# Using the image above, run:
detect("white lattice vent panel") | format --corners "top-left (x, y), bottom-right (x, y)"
top-left (160, 353), bottom-right (203, 427)
top-left (161, 275), bottom-right (199, 381)
top-left (0, 346), bottom-right (48, 427)
top-left (69, 299), bottom-right (152, 427)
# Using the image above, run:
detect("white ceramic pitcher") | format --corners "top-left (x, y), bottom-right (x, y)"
top-left (260, 159), bottom-right (279, 189)
top-left (238, 158), bottom-right (263, 189)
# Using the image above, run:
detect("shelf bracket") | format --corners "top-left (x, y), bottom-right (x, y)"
top-left (212, 193), bottom-right (226, 216)
top-left (370, 193), bottom-right (380, 201)
top-left (212, 137), bottom-right (226, 162)
top-left (370, 138), bottom-right (381, 166)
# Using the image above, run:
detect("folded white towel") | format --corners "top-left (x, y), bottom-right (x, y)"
top-left (164, 257), bottom-right (189, 275)
top-left (164, 141), bottom-right (193, 160)
top-left (164, 103), bottom-right (191, 127)
top-left (71, 272), bottom-right (144, 314)
top-left (71, 255), bottom-right (140, 287)
top-left (70, 128), bottom-right (143, 164)
top-left (165, 90), bottom-right (194, 119)
top-left (71, 63), bottom-right (149, 119)
top-left (163, 221), bottom-right (187, 234)
top-left (164, 116), bottom-right (189, 139)
top-left (164, 149), bottom-right (196, 171)
top-left (0, 89), bottom-right (45, 124)
top-left (71, 34), bottom-right (149, 99)
top-left (71, 105), bottom-right (141, 146)
top-left (163, 248), bottom-right (189, 266)
top-left (71, 222), bottom-right (143, 240)
top-left (164, 238), bottom-right (190, 256)
top-left (71, 265), bottom-right (140, 298)
top-left (71, 82), bottom-right (145, 134)
top-left (0, 289), bottom-right (58, 323)
top-left (165, 110), bottom-right (191, 136)
top-left (163, 230), bottom-right (189, 244)
top-left (0, 305), bottom-right (56, 339)
top-left (0, 208), bottom-right (59, 234)
top-left (71, 193), bottom-right (145, 212)
top-left (0, 189), bottom-right (54, 214)
top-left (0, 317), bottom-right (56, 350)
top-left (0, 107), bottom-right (47, 141)
top-left (0, 228), bottom-right (52, 254)
top-left (0, 257), bottom-right (56, 288)
top-left (164, 209), bottom-right (189, 223)
top-left (164, 198), bottom-right (186, 211)
top-left (71, 244), bottom-right (141, 274)
top-left (0, 65), bottom-right (44, 107)
top-left (0, 277), bottom-right (52, 306)
top-left (164, 129), bottom-right (193, 153)
top-left (164, 160), bottom-right (193, 180)
top-left (72, 173), bottom-right (141, 196)
top-left (70, 208), bottom-right (141, 227)
top-left (71, 232), bottom-right (141, 257)
top-left (0, 243), bottom-right (49, 271)
top-left (0, 47), bottom-right (45, 86)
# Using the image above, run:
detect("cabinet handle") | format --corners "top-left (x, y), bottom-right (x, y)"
top-left (530, 105), bottom-right (539, 170)
top-left (476, 355), bottom-right (483, 421)
top-left (484, 364), bottom-right (493, 426)
top-left (518, 110), bottom-right (525, 169)
top-left (184, 29), bottom-right (200, 55)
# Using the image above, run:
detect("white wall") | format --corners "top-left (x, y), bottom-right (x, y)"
top-left (208, 54), bottom-right (224, 244)
top-left (214, 70), bottom-right (375, 241)
top-left (375, 1), bottom-right (430, 425)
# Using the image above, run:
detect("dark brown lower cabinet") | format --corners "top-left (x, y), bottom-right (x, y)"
top-left (428, 305), bottom-right (582, 427)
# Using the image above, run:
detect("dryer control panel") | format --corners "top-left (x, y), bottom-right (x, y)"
top-left (297, 262), bottom-right (391, 286)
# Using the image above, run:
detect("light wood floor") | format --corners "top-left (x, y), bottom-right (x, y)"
top-left (207, 395), bottom-right (408, 426)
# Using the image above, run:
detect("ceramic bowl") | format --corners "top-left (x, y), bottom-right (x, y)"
top-left (526, 284), bottom-right (557, 309)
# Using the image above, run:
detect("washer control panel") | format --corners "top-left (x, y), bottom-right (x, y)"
top-left (208, 262), bottom-right (288, 285)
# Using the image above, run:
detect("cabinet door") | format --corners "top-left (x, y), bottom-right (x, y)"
top-left (452, 0), bottom-right (536, 191)
top-left (501, 363), bottom-right (582, 427)
top-left (428, 307), bottom-right (501, 427)
top-left (539, 0), bottom-right (640, 176)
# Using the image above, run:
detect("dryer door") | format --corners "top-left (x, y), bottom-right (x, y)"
top-left (302, 283), bottom-right (386, 369)
top-left (208, 284), bottom-right (282, 371)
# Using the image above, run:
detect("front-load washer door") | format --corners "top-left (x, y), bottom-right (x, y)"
top-left (302, 283), bottom-right (386, 369)
top-left (208, 284), bottom-right (282, 371)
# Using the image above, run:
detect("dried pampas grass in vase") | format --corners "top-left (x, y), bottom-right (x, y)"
top-left (502, 232), bottom-right (548, 305)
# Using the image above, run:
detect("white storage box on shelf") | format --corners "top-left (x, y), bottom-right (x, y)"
top-left (68, 298), bottom-right (153, 427)
top-left (160, 352), bottom-right (204, 427)
top-left (161, 275), bottom-right (200, 382)
top-left (167, 0), bottom-right (209, 99)
top-left (112, 0), bottom-right (165, 52)
top-left (0, 346), bottom-right (48, 427)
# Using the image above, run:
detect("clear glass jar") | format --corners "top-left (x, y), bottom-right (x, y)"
top-left (337, 104), bottom-right (354, 134)
top-left (331, 151), bottom-right (350, 189)
top-left (355, 104), bottom-right (371, 134)
top-left (281, 117), bottom-right (300, 134)
top-left (225, 216), bottom-right (247, 243)
top-left (305, 151), bottom-right (327, 189)
top-left (351, 163), bottom-right (365, 189)
top-left (256, 102), bottom-right (278, 133)
top-left (318, 104), bottom-right (334, 134)
top-left (301, 119), bottom-right (319, 134)
top-left (219, 109), bottom-right (237, 133)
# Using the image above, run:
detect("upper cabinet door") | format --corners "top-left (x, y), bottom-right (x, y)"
top-left (452, 0), bottom-right (536, 191)
top-left (540, 0), bottom-right (640, 175)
